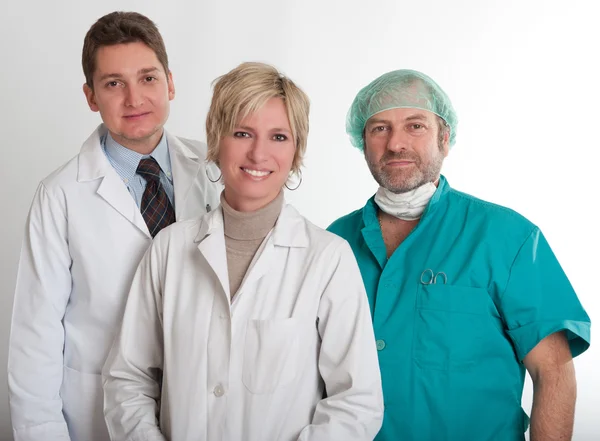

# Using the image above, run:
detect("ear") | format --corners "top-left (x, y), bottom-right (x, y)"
top-left (167, 71), bottom-right (175, 101)
top-left (83, 83), bottom-right (99, 112)
top-left (442, 129), bottom-right (450, 157)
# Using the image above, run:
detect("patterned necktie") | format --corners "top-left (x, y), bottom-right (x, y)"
top-left (136, 157), bottom-right (176, 237)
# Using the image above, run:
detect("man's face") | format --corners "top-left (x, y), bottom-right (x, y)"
top-left (83, 42), bottom-right (175, 152)
top-left (364, 108), bottom-right (449, 193)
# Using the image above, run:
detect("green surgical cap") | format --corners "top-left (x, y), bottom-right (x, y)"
top-left (346, 69), bottom-right (457, 150)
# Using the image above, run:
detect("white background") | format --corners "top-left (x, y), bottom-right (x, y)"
top-left (1, 0), bottom-right (598, 439)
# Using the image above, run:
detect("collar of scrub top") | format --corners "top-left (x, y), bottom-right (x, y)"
top-left (103, 130), bottom-right (174, 185)
top-left (361, 174), bottom-right (451, 268)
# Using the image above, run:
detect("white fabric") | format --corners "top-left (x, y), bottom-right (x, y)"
top-left (103, 204), bottom-right (384, 441)
top-left (8, 124), bottom-right (222, 441)
top-left (374, 182), bottom-right (437, 221)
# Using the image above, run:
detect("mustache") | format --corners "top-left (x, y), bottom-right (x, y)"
top-left (379, 152), bottom-right (420, 165)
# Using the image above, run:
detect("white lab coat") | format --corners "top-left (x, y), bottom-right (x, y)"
top-left (103, 204), bottom-right (384, 441)
top-left (8, 124), bottom-right (222, 441)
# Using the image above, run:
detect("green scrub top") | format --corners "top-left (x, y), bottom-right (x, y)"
top-left (328, 176), bottom-right (590, 441)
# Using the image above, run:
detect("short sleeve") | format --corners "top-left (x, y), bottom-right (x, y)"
top-left (500, 228), bottom-right (591, 361)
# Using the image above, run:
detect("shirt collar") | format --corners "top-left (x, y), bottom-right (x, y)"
top-left (103, 131), bottom-right (173, 182)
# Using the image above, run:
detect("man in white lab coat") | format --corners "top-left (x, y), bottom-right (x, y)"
top-left (7, 11), bottom-right (221, 441)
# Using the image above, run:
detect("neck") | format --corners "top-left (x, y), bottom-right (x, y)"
top-left (375, 177), bottom-right (441, 258)
top-left (109, 127), bottom-right (164, 155)
top-left (221, 191), bottom-right (283, 241)
top-left (375, 180), bottom-right (437, 222)
top-left (223, 189), bottom-right (283, 212)
top-left (378, 210), bottom-right (418, 258)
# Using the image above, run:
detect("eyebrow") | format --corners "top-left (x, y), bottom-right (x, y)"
top-left (237, 125), bottom-right (292, 134)
top-left (270, 127), bottom-right (292, 134)
top-left (97, 67), bottom-right (161, 82)
top-left (404, 114), bottom-right (429, 122)
top-left (366, 118), bottom-right (390, 126)
top-left (366, 113), bottom-right (430, 126)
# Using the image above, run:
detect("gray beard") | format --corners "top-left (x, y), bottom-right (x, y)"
top-left (367, 152), bottom-right (443, 194)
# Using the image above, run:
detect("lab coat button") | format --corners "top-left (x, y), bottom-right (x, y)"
top-left (376, 339), bottom-right (386, 351)
top-left (213, 384), bottom-right (225, 397)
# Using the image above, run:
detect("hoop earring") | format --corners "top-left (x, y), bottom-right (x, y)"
top-left (206, 166), bottom-right (222, 183)
top-left (284, 170), bottom-right (302, 191)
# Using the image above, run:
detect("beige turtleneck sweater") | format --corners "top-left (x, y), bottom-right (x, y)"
top-left (221, 191), bottom-right (284, 298)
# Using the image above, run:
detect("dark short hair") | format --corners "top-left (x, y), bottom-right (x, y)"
top-left (82, 11), bottom-right (169, 88)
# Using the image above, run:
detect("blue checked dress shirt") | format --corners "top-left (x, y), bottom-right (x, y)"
top-left (101, 131), bottom-right (175, 209)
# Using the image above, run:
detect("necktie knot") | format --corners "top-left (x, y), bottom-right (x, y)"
top-left (137, 157), bottom-right (162, 183)
top-left (136, 156), bottom-right (175, 237)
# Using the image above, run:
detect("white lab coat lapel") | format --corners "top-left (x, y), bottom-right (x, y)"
top-left (195, 208), bottom-right (231, 301)
top-left (77, 125), bottom-right (150, 238)
top-left (234, 203), bottom-right (310, 299)
top-left (193, 203), bottom-right (309, 307)
top-left (168, 132), bottom-right (201, 220)
top-left (234, 235), bottom-right (275, 302)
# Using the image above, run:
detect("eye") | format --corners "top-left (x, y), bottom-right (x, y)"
top-left (144, 76), bottom-right (157, 83)
top-left (410, 123), bottom-right (426, 131)
top-left (370, 125), bottom-right (388, 133)
top-left (233, 131), bottom-right (251, 138)
top-left (106, 81), bottom-right (120, 88)
top-left (273, 134), bottom-right (288, 142)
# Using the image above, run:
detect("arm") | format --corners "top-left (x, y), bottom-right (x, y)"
top-left (8, 183), bottom-right (72, 441)
top-left (499, 228), bottom-right (590, 441)
top-left (297, 241), bottom-right (384, 441)
top-left (102, 236), bottom-right (167, 441)
top-left (524, 331), bottom-right (577, 441)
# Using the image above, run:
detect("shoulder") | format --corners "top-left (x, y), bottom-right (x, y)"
top-left (39, 155), bottom-right (80, 192)
top-left (327, 205), bottom-right (367, 237)
top-left (446, 187), bottom-right (536, 231)
top-left (153, 217), bottom-right (203, 246)
top-left (285, 205), bottom-right (355, 260)
top-left (309, 218), bottom-right (350, 248)
top-left (30, 154), bottom-right (84, 213)
top-left (170, 135), bottom-right (209, 158)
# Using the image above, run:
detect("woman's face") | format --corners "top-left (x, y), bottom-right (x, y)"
top-left (219, 97), bottom-right (296, 212)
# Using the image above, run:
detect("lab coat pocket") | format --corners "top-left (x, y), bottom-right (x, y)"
top-left (61, 365), bottom-right (110, 441)
top-left (413, 284), bottom-right (496, 371)
top-left (243, 318), bottom-right (301, 394)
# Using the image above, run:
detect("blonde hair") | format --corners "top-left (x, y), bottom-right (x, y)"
top-left (206, 62), bottom-right (310, 173)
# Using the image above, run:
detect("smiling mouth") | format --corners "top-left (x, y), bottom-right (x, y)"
top-left (242, 168), bottom-right (271, 177)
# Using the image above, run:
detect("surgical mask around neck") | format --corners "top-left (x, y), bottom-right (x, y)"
top-left (374, 182), bottom-right (437, 221)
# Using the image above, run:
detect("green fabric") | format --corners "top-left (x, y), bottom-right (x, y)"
top-left (346, 69), bottom-right (458, 151)
top-left (328, 176), bottom-right (591, 441)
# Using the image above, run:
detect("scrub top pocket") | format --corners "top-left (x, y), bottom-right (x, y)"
top-left (413, 283), bottom-right (498, 371)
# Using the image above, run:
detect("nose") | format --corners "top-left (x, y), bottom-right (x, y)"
top-left (246, 137), bottom-right (268, 163)
top-left (125, 84), bottom-right (144, 108)
top-left (387, 128), bottom-right (409, 152)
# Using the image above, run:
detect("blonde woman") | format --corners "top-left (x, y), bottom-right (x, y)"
top-left (103, 62), bottom-right (383, 441)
